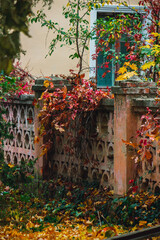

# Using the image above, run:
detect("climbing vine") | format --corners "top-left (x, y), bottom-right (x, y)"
top-left (37, 73), bottom-right (113, 153)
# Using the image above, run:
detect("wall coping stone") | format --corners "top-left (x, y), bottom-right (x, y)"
top-left (100, 98), bottom-right (114, 111)
top-left (112, 80), bottom-right (157, 96)
top-left (132, 97), bottom-right (160, 112)
top-left (2, 94), bottom-right (35, 105)
top-left (32, 77), bottom-right (73, 94)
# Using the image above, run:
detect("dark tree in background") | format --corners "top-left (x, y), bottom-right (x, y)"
top-left (0, 0), bottom-right (53, 74)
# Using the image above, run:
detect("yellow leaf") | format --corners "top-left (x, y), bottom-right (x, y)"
top-left (139, 220), bottom-right (147, 226)
top-left (44, 80), bottom-right (50, 88)
top-left (124, 62), bottom-right (130, 67)
top-left (116, 71), bottom-right (137, 81)
top-left (146, 39), bottom-right (154, 43)
top-left (8, 163), bottom-right (15, 168)
top-left (141, 61), bottom-right (155, 70)
top-left (140, 45), bottom-right (151, 49)
top-left (130, 63), bottom-right (138, 71)
top-left (151, 32), bottom-right (160, 37)
top-left (118, 66), bottom-right (127, 74)
top-left (66, 2), bottom-right (70, 7)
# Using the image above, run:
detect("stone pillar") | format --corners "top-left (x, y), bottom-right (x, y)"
top-left (112, 78), bottom-right (157, 195)
top-left (32, 76), bottom-right (72, 177)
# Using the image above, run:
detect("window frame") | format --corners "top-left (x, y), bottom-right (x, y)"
top-left (89, 4), bottom-right (145, 88)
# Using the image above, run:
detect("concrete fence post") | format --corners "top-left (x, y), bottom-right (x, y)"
top-left (112, 78), bottom-right (157, 195)
top-left (32, 77), bottom-right (72, 178)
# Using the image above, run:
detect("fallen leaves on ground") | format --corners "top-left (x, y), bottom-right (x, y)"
top-left (0, 179), bottom-right (160, 239)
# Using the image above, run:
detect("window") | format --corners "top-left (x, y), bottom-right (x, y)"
top-left (89, 5), bottom-right (144, 88)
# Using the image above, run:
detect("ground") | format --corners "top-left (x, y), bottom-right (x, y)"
top-left (0, 177), bottom-right (160, 240)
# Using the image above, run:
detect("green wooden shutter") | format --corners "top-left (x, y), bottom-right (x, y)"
top-left (97, 44), bottom-right (114, 87)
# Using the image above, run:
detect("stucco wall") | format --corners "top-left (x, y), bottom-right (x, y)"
top-left (20, 0), bottom-right (140, 77)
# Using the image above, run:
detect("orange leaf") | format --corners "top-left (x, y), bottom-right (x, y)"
top-left (80, 73), bottom-right (85, 79)
top-left (62, 85), bottom-right (67, 99)
top-left (34, 136), bottom-right (40, 144)
top-left (145, 150), bottom-right (152, 160)
top-left (139, 220), bottom-right (147, 226)
top-left (151, 126), bottom-right (160, 136)
top-left (122, 139), bottom-right (137, 148)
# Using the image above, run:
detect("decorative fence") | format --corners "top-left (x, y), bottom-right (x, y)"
top-left (3, 95), bottom-right (35, 165)
top-left (3, 77), bottom-right (160, 195)
top-left (48, 99), bottom-right (114, 189)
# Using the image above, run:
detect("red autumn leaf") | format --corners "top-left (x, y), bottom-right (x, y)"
top-left (129, 179), bottom-right (134, 184)
top-left (107, 54), bottom-right (113, 60)
top-left (32, 98), bottom-right (37, 106)
top-left (125, 42), bottom-right (130, 48)
top-left (132, 185), bottom-right (138, 193)
top-left (104, 62), bottom-right (109, 68)
top-left (102, 72), bottom-right (107, 78)
top-left (115, 42), bottom-right (120, 49)
top-left (27, 118), bottom-right (33, 124)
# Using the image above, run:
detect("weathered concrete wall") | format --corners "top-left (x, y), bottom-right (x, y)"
top-left (4, 78), bottom-right (160, 195)
top-left (33, 77), bottom-right (115, 189)
top-left (46, 101), bottom-right (114, 188)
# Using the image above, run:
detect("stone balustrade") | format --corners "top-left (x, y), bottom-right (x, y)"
top-left (3, 94), bottom-right (35, 165)
top-left (3, 76), bottom-right (160, 195)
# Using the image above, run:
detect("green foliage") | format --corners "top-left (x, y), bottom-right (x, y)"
top-left (0, 155), bottom-right (37, 190)
top-left (0, 73), bottom-right (20, 146)
top-left (111, 193), bottom-right (160, 227)
top-left (0, 0), bottom-right (53, 74)
top-left (95, 13), bottom-right (143, 71)
top-left (0, 0), bottom-right (32, 74)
